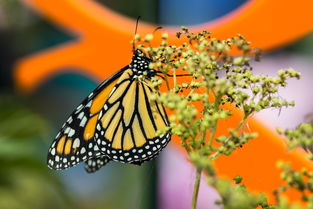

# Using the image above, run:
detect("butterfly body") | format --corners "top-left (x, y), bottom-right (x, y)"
top-left (47, 50), bottom-right (171, 173)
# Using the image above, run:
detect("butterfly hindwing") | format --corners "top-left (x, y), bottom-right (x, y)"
top-left (94, 68), bottom-right (171, 164)
top-left (84, 156), bottom-right (111, 173)
top-left (47, 67), bottom-right (127, 170)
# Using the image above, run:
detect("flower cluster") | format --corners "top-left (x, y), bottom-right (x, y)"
top-left (278, 123), bottom-right (313, 156)
top-left (135, 27), bottom-right (301, 209)
top-left (137, 28), bottom-right (299, 158)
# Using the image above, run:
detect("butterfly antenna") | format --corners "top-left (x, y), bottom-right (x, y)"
top-left (133, 16), bottom-right (141, 52)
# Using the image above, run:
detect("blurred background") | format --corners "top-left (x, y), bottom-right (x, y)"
top-left (0, 0), bottom-right (312, 209)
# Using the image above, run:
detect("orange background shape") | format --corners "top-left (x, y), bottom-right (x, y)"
top-left (15, 0), bottom-right (313, 202)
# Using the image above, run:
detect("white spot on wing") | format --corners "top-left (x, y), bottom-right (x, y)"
top-left (108, 87), bottom-right (116, 97)
top-left (64, 127), bottom-right (70, 134)
top-left (75, 104), bottom-right (84, 113)
top-left (76, 104), bottom-right (83, 110)
top-left (86, 101), bottom-right (92, 107)
top-left (68, 129), bottom-right (75, 137)
top-left (77, 112), bottom-right (84, 120)
top-left (55, 133), bottom-right (60, 140)
top-left (80, 116), bottom-right (87, 127)
top-left (67, 116), bottom-right (73, 123)
top-left (73, 138), bottom-right (80, 148)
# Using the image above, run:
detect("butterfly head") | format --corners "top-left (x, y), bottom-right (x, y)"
top-left (129, 49), bottom-right (155, 78)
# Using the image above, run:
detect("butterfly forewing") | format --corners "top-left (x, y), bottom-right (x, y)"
top-left (94, 69), bottom-right (171, 164)
top-left (47, 67), bottom-right (127, 170)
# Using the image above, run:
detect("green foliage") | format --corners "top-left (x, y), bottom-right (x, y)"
top-left (0, 93), bottom-right (72, 209)
top-left (214, 179), bottom-right (259, 209)
top-left (137, 28), bottom-right (301, 208)
top-left (268, 161), bottom-right (313, 209)
top-left (272, 123), bottom-right (313, 209)
top-left (277, 123), bottom-right (313, 155)
top-left (0, 94), bottom-right (47, 184)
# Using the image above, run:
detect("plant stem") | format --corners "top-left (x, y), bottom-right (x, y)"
top-left (173, 68), bottom-right (177, 88)
top-left (191, 168), bottom-right (202, 209)
top-left (209, 116), bottom-right (249, 160)
top-left (208, 127), bottom-right (216, 146)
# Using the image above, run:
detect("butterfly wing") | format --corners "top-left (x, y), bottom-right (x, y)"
top-left (47, 66), bottom-right (127, 170)
top-left (84, 155), bottom-right (111, 173)
top-left (94, 69), bottom-right (171, 164)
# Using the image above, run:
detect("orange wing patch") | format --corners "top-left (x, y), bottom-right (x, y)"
top-left (64, 139), bottom-right (72, 155)
top-left (90, 79), bottom-right (118, 115)
top-left (56, 136), bottom-right (66, 154)
top-left (123, 82), bottom-right (136, 125)
top-left (105, 109), bottom-right (122, 141)
top-left (138, 83), bottom-right (156, 138)
top-left (84, 114), bottom-right (99, 140)
top-left (101, 102), bottom-right (119, 128)
top-left (123, 130), bottom-right (134, 150)
top-left (56, 136), bottom-right (73, 155)
top-left (132, 116), bottom-right (146, 147)
top-left (84, 75), bottom-right (120, 140)
top-left (112, 123), bottom-right (123, 149)
top-left (116, 69), bottom-right (133, 84)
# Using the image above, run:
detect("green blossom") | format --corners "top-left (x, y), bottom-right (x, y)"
top-left (139, 27), bottom-right (301, 209)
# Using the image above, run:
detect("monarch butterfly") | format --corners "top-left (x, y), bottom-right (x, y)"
top-left (47, 48), bottom-right (171, 173)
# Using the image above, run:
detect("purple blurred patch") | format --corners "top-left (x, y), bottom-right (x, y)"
top-left (159, 147), bottom-right (221, 209)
